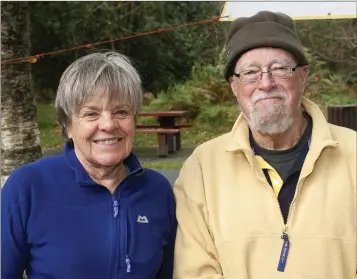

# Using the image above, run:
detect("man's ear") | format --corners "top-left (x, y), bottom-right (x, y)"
top-left (229, 76), bottom-right (238, 98)
top-left (299, 65), bottom-right (309, 89)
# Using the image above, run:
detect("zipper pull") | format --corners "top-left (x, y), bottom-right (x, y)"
top-left (126, 255), bottom-right (131, 273)
top-left (277, 232), bottom-right (290, 272)
top-left (113, 199), bottom-right (119, 218)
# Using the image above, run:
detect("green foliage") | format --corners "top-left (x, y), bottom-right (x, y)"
top-left (190, 63), bottom-right (232, 104)
top-left (27, 2), bottom-right (357, 110)
top-left (196, 104), bottom-right (238, 127)
top-left (296, 19), bottom-right (357, 85)
top-left (29, 1), bottom-right (226, 101)
top-left (304, 49), bottom-right (357, 108)
top-left (146, 83), bottom-right (201, 122)
top-left (144, 47), bottom-right (357, 129)
top-left (143, 62), bottom-right (234, 126)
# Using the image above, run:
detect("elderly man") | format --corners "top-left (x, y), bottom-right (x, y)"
top-left (173, 11), bottom-right (356, 279)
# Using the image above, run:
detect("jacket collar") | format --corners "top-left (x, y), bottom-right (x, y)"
top-left (64, 141), bottom-right (144, 186)
top-left (225, 97), bottom-right (339, 155)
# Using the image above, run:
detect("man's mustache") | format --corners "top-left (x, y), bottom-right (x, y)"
top-left (251, 90), bottom-right (287, 104)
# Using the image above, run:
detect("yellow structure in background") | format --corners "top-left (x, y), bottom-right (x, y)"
top-left (220, 1), bottom-right (357, 21)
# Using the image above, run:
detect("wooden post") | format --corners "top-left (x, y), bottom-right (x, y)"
top-left (157, 133), bottom-right (168, 157)
top-left (175, 132), bottom-right (181, 151)
top-left (167, 134), bottom-right (177, 153)
top-left (158, 116), bottom-right (176, 153)
top-left (327, 105), bottom-right (357, 132)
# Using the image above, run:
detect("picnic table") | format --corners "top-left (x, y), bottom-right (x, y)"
top-left (136, 111), bottom-right (192, 157)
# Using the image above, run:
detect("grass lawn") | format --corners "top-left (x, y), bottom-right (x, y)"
top-left (36, 104), bottom-right (64, 150)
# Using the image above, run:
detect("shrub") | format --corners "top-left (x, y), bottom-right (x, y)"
top-left (144, 48), bottom-right (357, 127)
top-left (304, 48), bottom-right (357, 108)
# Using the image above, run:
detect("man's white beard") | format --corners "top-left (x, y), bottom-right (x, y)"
top-left (244, 90), bottom-right (294, 135)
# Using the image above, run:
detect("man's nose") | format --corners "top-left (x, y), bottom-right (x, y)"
top-left (257, 71), bottom-right (276, 92)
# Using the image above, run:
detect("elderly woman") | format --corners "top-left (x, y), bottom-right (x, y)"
top-left (2, 52), bottom-right (177, 279)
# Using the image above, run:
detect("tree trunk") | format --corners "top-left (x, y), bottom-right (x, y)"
top-left (1, 1), bottom-right (42, 186)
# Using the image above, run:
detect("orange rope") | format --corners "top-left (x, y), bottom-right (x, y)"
top-left (1, 15), bottom-right (226, 65)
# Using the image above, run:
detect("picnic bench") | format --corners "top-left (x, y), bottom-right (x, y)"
top-left (136, 111), bottom-right (192, 157)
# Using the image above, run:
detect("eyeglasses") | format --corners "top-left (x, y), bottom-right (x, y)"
top-left (233, 65), bottom-right (300, 83)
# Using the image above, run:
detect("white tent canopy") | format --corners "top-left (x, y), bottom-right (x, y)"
top-left (220, 1), bottom-right (357, 21)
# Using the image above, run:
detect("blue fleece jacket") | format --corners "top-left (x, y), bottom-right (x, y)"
top-left (1, 142), bottom-right (177, 279)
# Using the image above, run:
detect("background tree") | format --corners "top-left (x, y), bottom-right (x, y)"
top-left (1, 1), bottom-right (42, 185)
top-left (28, 1), bottom-right (226, 101)
top-left (296, 18), bottom-right (357, 84)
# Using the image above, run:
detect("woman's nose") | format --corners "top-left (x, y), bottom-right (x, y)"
top-left (98, 114), bottom-right (118, 132)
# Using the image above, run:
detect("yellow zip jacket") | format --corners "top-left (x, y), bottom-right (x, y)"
top-left (174, 97), bottom-right (356, 279)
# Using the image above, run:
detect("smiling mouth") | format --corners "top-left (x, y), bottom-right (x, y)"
top-left (256, 97), bottom-right (281, 103)
top-left (94, 139), bottom-right (121, 145)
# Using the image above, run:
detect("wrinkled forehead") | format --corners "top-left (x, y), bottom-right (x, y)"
top-left (77, 89), bottom-right (133, 111)
top-left (73, 72), bottom-right (135, 114)
top-left (236, 47), bottom-right (296, 69)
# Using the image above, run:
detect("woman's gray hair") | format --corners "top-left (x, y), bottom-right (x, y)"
top-left (55, 52), bottom-right (142, 138)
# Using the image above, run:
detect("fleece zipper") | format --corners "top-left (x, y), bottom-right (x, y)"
top-left (125, 209), bottom-right (132, 273)
top-left (111, 190), bottom-right (122, 278)
top-left (112, 168), bottom-right (143, 274)
top-left (110, 167), bottom-right (143, 277)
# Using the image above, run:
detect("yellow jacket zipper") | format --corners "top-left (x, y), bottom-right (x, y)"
top-left (244, 151), bottom-right (302, 272)
top-left (244, 143), bottom-right (335, 272)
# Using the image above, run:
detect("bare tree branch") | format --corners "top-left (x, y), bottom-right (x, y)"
top-left (311, 49), bottom-right (356, 63)
top-left (118, 3), bottom-right (144, 20)
top-left (312, 32), bottom-right (354, 42)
